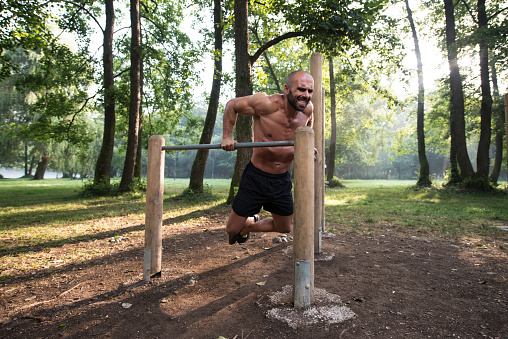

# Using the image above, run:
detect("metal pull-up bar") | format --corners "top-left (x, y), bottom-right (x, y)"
top-left (161, 140), bottom-right (294, 151)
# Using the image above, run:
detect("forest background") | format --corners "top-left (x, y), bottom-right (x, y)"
top-left (1, 0), bottom-right (507, 194)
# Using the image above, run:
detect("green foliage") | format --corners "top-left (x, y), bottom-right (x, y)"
top-left (0, 0), bottom-right (53, 81)
top-left (81, 180), bottom-right (117, 197)
top-left (171, 184), bottom-right (216, 203)
top-left (14, 40), bottom-right (95, 145)
top-left (327, 176), bottom-right (345, 188)
top-left (460, 176), bottom-right (496, 191)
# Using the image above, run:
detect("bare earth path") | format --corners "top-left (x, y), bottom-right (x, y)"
top-left (1, 209), bottom-right (507, 338)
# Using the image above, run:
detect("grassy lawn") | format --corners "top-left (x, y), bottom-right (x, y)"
top-left (0, 178), bottom-right (506, 280)
top-left (325, 180), bottom-right (507, 242)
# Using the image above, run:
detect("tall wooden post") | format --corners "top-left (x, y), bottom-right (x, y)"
top-left (310, 53), bottom-right (324, 254)
top-left (505, 94), bottom-right (508, 185)
top-left (293, 126), bottom-right (315, 308)
top-left (144, 135), bottom-right (165, 281)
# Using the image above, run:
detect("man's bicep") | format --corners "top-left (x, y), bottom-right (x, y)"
top-left (231, 96), bottom-right (256, 116)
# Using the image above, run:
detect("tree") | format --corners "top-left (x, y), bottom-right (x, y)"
top-left (12, 39), bottom-right (95, 179)
top-left (188, 0), bottom-right (224, 193)
top-left (119, 0), bottom-right (141, 191)
top-left (0, 0), bottom-right (50, 81)
top-left (405, 0), bottom-right (431, 187)
top-left (93, 0), bottom-right (116, 186)
top-left (489, 60), bottom-right (505, 184)
top-left (327, 58), bottom-right (337, 181)
top-left (225, 0), bottom-right (394, 203)
top-left (443, 0), bottom-right (475, 181)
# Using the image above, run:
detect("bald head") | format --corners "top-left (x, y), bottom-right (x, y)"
top-left (286, 71), bottom-right (313, 87)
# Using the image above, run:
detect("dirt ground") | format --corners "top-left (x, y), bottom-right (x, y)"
top-left (1, 208), bottom-right (507, 339)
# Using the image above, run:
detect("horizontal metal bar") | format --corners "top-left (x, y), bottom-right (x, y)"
top-left (161, 140), bottom-right (294, 151)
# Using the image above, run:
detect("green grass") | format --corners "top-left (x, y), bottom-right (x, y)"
top-left (325, 180), bottom-right (508, 239)
top-left (0, 178), bottom-right (506, 279)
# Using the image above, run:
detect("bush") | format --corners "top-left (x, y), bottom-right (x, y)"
top-left (327, 176), bottom-right (345, 188)
top-left (460, 176), bottom-right (495, 191)
top-left (172, 184), bottom-right (215, 202)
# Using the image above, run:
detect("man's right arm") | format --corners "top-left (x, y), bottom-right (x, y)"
top-left (221, 93), bottom-right (277, 151)
top-left (221, 97), bottom-right (248, 151)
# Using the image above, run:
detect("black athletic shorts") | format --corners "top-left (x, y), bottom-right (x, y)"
top-left (232, 162), bottom-right (293, 217)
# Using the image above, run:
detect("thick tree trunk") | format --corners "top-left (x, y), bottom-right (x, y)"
top-left (33, 154), bottom-right (49, 180)
top-left (405, 0), bottom-right (431, 186)
top-left (94, 0), bottom-right (115, 186)
top-left (327, 59), bottom-right (336, 182)
top-left (189, 0), bottom-right (223, 193)
top-left (227, 0), bottom-right (253, 204)
top-left (475, 0), bottom-right (492, 179)
top-left (120, 0), bottom-right (141, 191)
top-left (443, 0), bottom-right (474, 179)
top-left (489, 61), bottom-right (503, 184)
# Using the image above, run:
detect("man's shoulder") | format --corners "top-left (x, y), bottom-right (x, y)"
top-left (249, 93), bottom-right (284, 115)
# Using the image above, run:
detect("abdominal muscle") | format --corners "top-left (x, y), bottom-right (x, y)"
top-left (251, 146), bottom-right (294, 174)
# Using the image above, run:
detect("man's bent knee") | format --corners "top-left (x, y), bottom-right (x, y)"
top-left (226, 210), bottom-right (248, 235)
top-left (272, 214), bottom-right (292, 233)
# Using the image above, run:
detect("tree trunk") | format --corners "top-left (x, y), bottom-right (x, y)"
top-left (327, 58), bottom-right (336, 182)
top-left (24, 142), bottom-right (29, 176)
top-left (443, 0), bottom-right (474, 179)
top-left (475, 0), bottom-right (492, 179)
top-left (489, 61), bottom-right (503, 184)
top-left (135, 113), bottom-right (143, 179)
top-left (93, 0), bottom-right (115, 186)
top-left (134, 27), bottom-right (144, 180)
top-left (28, 156), bottom-right (36, 176)
top-left (227, 0), bottom-right (253, 204)
top-left (405, 0), bottom-right (431, 187)
top-left (33, 154), bottom-right (49, 180)
top-left (120, 0), bottom-right (141, 191)
top-left (189, 0), bottom-right (223, 193)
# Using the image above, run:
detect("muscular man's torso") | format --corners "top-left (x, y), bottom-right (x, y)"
top-left (251, 94), bottom-right (312, 174)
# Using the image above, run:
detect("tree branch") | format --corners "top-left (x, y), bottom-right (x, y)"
top-left (459, 0), bottom-right (477, 24)
top-left (250, 31), bottom-right (308, 65)
top-left (487, 7), bottom-right (508, 21)
top-left (114, 67), bottom-right (131, 79)
top-left (57, 0), bottom-right (104, 33)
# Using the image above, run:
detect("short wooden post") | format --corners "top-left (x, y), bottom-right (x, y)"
top-left (310, 52), bottom-right (324, 254)
top-left (144, 135), bottom-right (165, 281)
top-left (505, 94), bottom-right (508, 185)
top-left (293, 126), bottom-right (315, 308)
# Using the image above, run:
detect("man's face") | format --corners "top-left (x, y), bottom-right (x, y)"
top-left (285, 73), bottom-right (314, 111)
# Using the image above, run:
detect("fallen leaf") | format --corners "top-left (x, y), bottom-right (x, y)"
top-left (256, 281), bottom-right (266, 286)
top-left (122, 303), bottom-right (132, 309)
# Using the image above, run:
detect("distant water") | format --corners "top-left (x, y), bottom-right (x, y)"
top-left (0, 168), bottom-right (59, 179)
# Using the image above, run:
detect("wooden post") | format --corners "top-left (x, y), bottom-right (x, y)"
top-left (310, 53), bottom-right (324, 254)
top-left (293, 126), bottom-right (315, 308)
top-left (144, 135), bottom-right (165, 281)
top-left (505, 94), bottom-right (508, 186)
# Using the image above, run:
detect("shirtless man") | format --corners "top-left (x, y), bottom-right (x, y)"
top-left (221, 70), bottom-right (314, 244)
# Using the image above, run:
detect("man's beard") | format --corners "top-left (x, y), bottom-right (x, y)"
top-left (287, 89), bottom-right (309, 111)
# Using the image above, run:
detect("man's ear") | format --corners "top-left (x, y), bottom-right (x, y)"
top-left (284, 84), bottom-right (289, 94)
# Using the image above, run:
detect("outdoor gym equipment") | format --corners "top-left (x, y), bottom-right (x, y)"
top-left (144, 53), bottom-right (325, 308)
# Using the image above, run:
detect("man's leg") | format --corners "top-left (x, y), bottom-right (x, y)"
top-left (225, 210), bottom-right (253, 236)
top-left (239, 213), bottom-right (292, 235)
